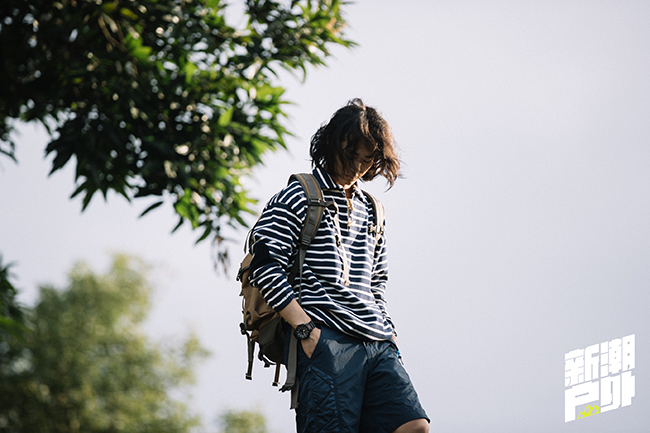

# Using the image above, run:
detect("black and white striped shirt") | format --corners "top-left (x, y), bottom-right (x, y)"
top-left (249, 166), bottom-right (395, 341)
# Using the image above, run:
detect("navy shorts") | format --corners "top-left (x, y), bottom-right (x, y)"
top-left (290, 326), bottom-right (429, 433)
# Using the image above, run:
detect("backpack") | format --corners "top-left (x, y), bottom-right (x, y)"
top-left (236, 173), bottom-right (385, 404)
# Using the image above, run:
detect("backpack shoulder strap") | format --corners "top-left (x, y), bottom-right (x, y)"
top-left (283, 173), bottom-right (332, 407)
top-left (288, 173), bottom-right (328, 251)
top-left (362, 190), bottom-right (385, 246)
top-left (287, 173), bottom-right (333, 288)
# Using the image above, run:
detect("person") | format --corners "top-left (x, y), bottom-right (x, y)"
top-left (248, 99), bottom-right (429, 433)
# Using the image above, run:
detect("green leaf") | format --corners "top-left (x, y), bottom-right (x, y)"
top-left (81, 190), bottom-right (95, 211)
top-left (183, 62), bottom-right (198, 84)
top-left (70, 181), bottom-right (89, 199)
top-left (101, 2), bottom-right (117, 13)
top-left (139, 201), bottom-right (164, 217)
top-left (171, 217), bottom-right (184, 233)
top-left (120, 7), bottom-right (138, 20)
top-left (218, 107), bottom-right (234, 127)
top-left (126, 33), bottom-right (152, 63)
top-left (195, 225), bottom-right (212, 244)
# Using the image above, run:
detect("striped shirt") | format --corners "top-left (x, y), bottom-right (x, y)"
top-left (249, 166), bottom-right (396, 341)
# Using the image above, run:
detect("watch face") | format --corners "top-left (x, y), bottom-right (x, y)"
top-left (294, 322), bottom-right (314, 339)
top-left (295, 324), bottom-right (309, 339)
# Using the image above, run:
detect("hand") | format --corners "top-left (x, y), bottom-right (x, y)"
top-left (300, 327), bottom-right (321, 359)
top-left (391, 335), bottom-right (398, 345)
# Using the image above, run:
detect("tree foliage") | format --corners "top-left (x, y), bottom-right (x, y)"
top-left (218, 409), bottom-right (267, 433)
top-left (0, 257), bottom-right (25, 341)
top-left (0, 255), bottom-right (208, 432)
top-left (0, 0), bottom-right (354, 267)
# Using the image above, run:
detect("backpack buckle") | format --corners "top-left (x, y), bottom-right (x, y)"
top-left (368, 223), bottom-right (384, 235)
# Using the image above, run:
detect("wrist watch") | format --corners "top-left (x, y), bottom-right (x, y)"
top-left (294, 321), bottom-right (316, 340)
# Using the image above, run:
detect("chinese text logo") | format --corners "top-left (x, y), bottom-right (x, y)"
top-left (565, 334), bottom-right (635, 422)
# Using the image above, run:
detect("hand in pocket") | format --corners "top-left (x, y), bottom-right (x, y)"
top-left (300, 327), bottom-right (321, 358)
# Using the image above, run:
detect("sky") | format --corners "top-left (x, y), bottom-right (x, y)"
top-left (1, 1), bottom-right (649, 432)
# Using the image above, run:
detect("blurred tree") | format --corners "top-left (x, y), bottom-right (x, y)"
top-left (0, 0), bottom-right (354, 270)
top-left (0, 254), bottom-right (209, 432)
top-left (219, 409), bottom-right (267, 433)
top-left (0, 256), bottom-right (25, 341)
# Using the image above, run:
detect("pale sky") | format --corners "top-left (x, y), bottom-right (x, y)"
top-left (1, 1), bottom-right (649, 432)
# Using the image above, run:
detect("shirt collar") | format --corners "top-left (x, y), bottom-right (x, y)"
top-left (312, 166), bottom-right (367, 203)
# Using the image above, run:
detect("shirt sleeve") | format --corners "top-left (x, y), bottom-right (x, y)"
top-left (248, 182), bottom-right (307, 312)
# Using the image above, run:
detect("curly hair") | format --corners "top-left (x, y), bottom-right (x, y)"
top-left (309, 98), bottom-right (401, 188)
